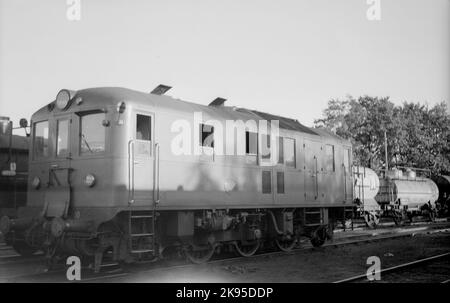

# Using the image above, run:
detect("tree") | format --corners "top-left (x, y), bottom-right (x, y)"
top-left (315, 97), bottom-right (450, 175)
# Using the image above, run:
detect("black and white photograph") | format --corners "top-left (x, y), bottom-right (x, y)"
top-left (0, 0), bottom-right (449, 291)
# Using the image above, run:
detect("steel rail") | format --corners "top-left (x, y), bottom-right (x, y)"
top-left (333, 252), bottom-right (450, 283)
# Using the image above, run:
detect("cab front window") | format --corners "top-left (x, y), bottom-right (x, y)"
top-left (79, 112), bottom-right (106, 155)
top-left (56, 119), bottom-right (69, 157)
top-left (33, 120), bottom-right (49, 159)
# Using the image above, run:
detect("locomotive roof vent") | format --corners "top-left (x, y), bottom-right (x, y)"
top-left (151, 84), bottom-right (172, 95)
top-left (209, 97), bottom-right (227, 107)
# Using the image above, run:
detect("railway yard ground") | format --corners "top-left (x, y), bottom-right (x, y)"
top-left (0, 220), bottom-right (449, 283)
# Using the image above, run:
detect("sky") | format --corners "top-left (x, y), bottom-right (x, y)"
top-left (0, 0), bottom-right (449, 128)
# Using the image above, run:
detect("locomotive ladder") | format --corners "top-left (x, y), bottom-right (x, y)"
top-left (126, 142), bottom-right (159, 257)
top-left (128, 210), bottom-right (156, 256)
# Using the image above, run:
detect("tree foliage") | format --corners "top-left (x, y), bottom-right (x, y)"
top-left (314, 96), bottom-right (450, 175)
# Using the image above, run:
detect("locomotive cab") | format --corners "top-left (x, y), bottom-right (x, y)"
top-left (0, 89), bottom-right (158, 259)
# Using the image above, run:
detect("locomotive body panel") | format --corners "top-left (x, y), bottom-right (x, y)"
top-left (22, 87), bottom-right (353, 221)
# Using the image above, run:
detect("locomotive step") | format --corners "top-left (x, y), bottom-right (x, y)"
top-left (130, 215), bottom-right (153, 219)
top-left (130, 249), bottom-right (154, 254)
top-left (303, 223), bottom-right (322, 227)
top-left (130, 233), bottom-right (154, 237)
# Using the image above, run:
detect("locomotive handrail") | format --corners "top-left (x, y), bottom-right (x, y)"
top-left (315, 156), bottom-right (319, 199)
top-left (128, 139), bottom-right (135, 204)
top-left (343, 163), bottom-right (347, 200)
top-left (154, 143), bottom-right (160, 204)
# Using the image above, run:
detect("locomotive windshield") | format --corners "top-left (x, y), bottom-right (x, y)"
top-left (56, 119), bottom-right (69, 157)
top-left (33, 120), bottom-right (49, 159)
top-left (79, 112), bottom-right (105, 155)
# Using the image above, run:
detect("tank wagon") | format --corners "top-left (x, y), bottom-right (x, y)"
top-left (376, 168), bottom-right (439, 224)
top-left (0, 117), bottom-right (29, 220)
top-left (431, 175), bottom-right (450, 217)
top-left (0, 86), bottom-right (354, 270)
top-left (352, 166), bottom-right (380, 228)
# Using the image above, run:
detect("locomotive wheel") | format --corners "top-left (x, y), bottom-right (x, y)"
top-left (12, 241), bottom-right (38, 257)
top-left (310, 236), bottom-right (325, 247)
top-left (310, 227), bottom-right (326, 247)
top-left (364, 212), bottom-right (380, 229)
top-left (275, 236), bottom-right (296, 252)
top-left (234, 240), bottom-right (260, 257)
top-left (185, 244), bottom-right (216, 264)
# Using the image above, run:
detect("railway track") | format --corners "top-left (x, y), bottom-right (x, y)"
top-left (334, 252), bottom-right (450, 283)
top-left (1, 222), bottom-right (449, 282)
top-left (81, 223), bottom-right (450, 282)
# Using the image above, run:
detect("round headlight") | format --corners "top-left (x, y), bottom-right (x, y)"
top-left (56, 89), bottom-right (72, 110)
top-left (32, 176), bottom-right (40, 189)
top-left (84, 174), bottom-right (96, 187)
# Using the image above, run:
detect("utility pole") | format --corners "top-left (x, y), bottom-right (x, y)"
top-left (384, 130), bottom-right (388, 173)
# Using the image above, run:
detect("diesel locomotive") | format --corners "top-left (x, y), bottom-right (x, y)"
top-left (0, 86), bottom-right (354, 270)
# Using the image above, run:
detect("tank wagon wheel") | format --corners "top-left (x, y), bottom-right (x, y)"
top-left (12, 241), bottom-right (38, 257)
top-left (184, 243), bottom-right (216, 264)
top-left (364, 212), bottom-right (380, 229)
top-left (429, 211), bottom-right (436, 222)
top-left (392, 211), bottom-right (406, 226)
top-left (343, 219), bottom-right (353, 230)
top-left (233, 240), bottom-right (260, 257)
top-left (275, 236), bottom-right (296, 252)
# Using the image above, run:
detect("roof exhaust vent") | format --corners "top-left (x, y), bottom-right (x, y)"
top-left (209, 97), bottom-right (227, 107)
top-left (151, 84), bottom-right (172, 95)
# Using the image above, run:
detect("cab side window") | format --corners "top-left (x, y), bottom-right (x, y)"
top-left (284, 138), bottom-right (296, 168)
top-left (245, 131), bottom-right (258, 155)
top-left (325, 144), bottom-right (335, 172)
top-left (135, 114), bottom-right (152, 156)
top-left (343, 148), bottom-right (351, 172)
top-left (200, 123), bottom-right (214, 148)
top-left (136, 114), bottom-right (151, 141)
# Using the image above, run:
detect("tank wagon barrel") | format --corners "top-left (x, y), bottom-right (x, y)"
top-left (431, 175), bottom-right (450, 217)
top-left (374, 168), bottom-right (440, 225)
top-left (352, 166), bottom-right (381, 227)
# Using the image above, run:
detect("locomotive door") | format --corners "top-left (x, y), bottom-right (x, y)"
top-left (129, 111), bottom-right (155, 205)
top-left (45, 114), bottom-right (72, 218)
top-left (343, 147), bottom-right (353, 202)
top-left (304, 139), bottom-right (322, 202)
